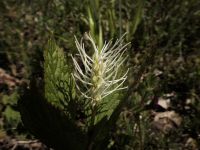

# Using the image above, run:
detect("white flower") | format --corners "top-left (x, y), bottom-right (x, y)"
top-left (71, 33), bottom-right (129, 106)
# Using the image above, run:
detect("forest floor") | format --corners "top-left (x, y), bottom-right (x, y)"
top-left (0, 136), bottom-right (52, 150)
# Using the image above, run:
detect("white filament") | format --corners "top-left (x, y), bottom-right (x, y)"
top-left (71, 33), bottom-right (129, 106)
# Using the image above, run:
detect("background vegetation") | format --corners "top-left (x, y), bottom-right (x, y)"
top-left (0, 0), bottom-right (200, 149)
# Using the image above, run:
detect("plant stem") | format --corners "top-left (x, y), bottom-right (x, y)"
top-left (137, 114), bottom-right (144, 150)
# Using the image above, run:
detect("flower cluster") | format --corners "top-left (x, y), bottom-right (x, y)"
top-left (72, 33), bottom-right (129, 106)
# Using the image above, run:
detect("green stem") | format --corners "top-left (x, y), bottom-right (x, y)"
top-left (119, 0), bottom-right (122, 37)
top-left (91, 105), bottom-right (97, 126)
top-left (137, 114), bottom-right (144, 150)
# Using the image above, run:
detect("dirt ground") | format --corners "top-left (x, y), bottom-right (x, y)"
top-left (0, 136), bottom-right (52, 150)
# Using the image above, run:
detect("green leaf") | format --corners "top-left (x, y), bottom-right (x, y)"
top-left (44, 39), bottom-right (74, 109)
top-left (18, 80), bottom-right (87, 150)
top-left (129, 0), bottom-right (145, 37)
top-left (3, 106), bottom-right (21, 128)
top-left (94, 92), bottom-right (121, 124)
